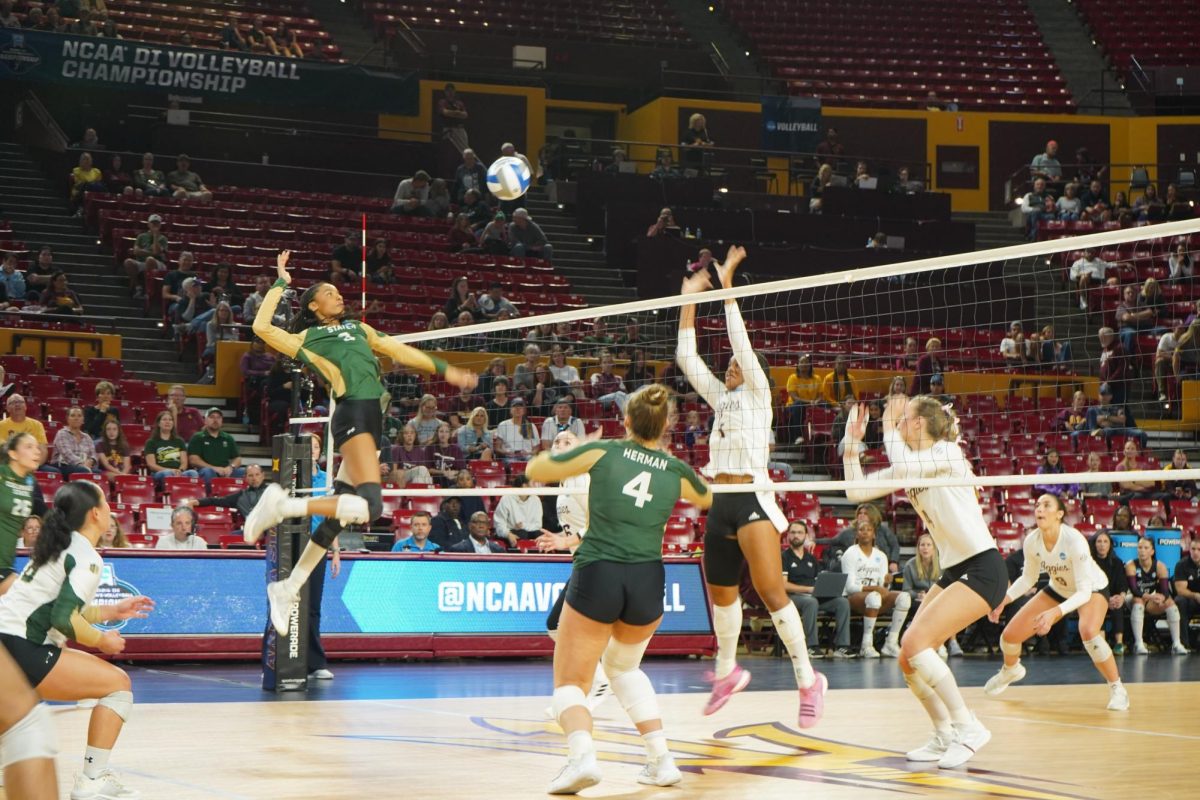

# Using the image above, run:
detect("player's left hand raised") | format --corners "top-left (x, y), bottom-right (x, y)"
top-left (111, 595), bottom-right (155, 621)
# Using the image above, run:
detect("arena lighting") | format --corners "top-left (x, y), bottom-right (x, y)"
top-left (718, 187), bottom-right (729, 193)
top-left (708, 4), bottom-right (715, 11)
top-left (557, 203), bottom-right (564, 210)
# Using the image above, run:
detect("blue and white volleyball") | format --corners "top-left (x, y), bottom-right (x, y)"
top-left (486, 156), bottom-right (532, 201)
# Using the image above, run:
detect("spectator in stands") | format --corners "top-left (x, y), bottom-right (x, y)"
top-left (122, 213), bottom-right (168, 301)
top-left (1021, 177), bottom-right (1049, 240)
top-left (660, 357), bottom-right (698, 403)
top-left (163, 258), bottom-right (199, 319)
top-left (547, 346), bottom-right (583, 397)
top-left (429, 497), bottom-right (467, 548)
top-left (581, 319), bottom-right (615, 355)
top-left (624, 349), bottom-right (656, 392)
top-left (909, 337), bottom-right (943, 395)
top-left (891, 166), bottom-right (920, 194)
top-left (99, 519), bottom-right (130, 549)
top-left (0, 1), bottom-right (18, 28)
top-left (1068, 248), bottom-right (1107, 313)
top-left (187, 408), bottom-right (245, 490)
top-left (327, 231), bottom-right (361, 288)
top-left (461, 189), bottom-right (492, 231)
top-left (273, 25), bottom-right (304, 58)
top-left (903, 532), bottom-right (963, 658)
top-left (240, 337), bottom-right (275, 425)
top-left (1165, 183), bottom-right (1192, 220)
top-left (683, 409), bottom-right (707, 448)
top-left (894, 337), bottom-right (919, 371)
top-left (144, 409), bottom-right (198, 486)
top-left (154, 506), bottom-right (207, 550)
top-left (1033, 449), bottom-right (1076, 498)
top-left (508, 208), bottom-right (553, 264)
top-left (821, 503), bottom-right (900, 574)
top-left (478, 282), bottom-right (518, 321)
top-left (448, 214), bottom-right (478, 253)
top-left (476, 357), bottom-right (508, 400)
top-left (443, 382), bottom-right (478, 430)
top-left (492, 474), bottom-right (542, 546)
top-left (1056, 182), bottom-right (1081, 221)
top-left (1139, 277), bottom-right (1167, 330)
top-left (82, 381), bottom-right (119, 439)
top-left (494, 398), bottom-right (540, 464)
top-left (511, 344), bottom-right (541, 400)
top-left (1087, 382), bottom-right (1146, 446)
top-left (687, 248), bottom-right (715, 275)
top-left (646, 207), bottom-right (681, 238)
top-left (589, 350), bottom-right (628, 414)
top-left (809, 164), bottom-right (834, 213)
top-left (1168, 243), bottom-right (1194, 284)
top-left (865, 231), bottom-right (888, 249)
top-left (173, 281), bottom-right (216, 337)
top-left (1173, 538), bottom-right (1200, 650)
top-left (0, 251), bottom-right (25, 303)
top-left (1126, 537), bottom-right (1187, 654)
top-left (68, 152), bottom-right (104, 215)
top-left (1090, 531), bottom-right (1128, 654)
top-left (852, 161), bottom-right (873, 189)
top-left (1115, 284), bottom-right (1155, 356)
top-left (785, 354), bottom-right (820, 445)
top-left (479, 211), bottom-right (510, 255)
top-left (1115, 439), bottom-right (1161, 502)
top-left (364, 238), bottom-right (393, 280)
top-left (540, 398), bottom-right (585, 449)
top-left (23, 245), bottom-right (54, 303)
top-left (1030, 140), bottom-right (1062, 184)
top-left (0, 395), bottom-right (46, 464)
top-left (1056, 390), bottom-right (1090, 438)
top-left (1155, 324), bottom-right (1184, 402)
top-left (21, 6), bottom-right (44, 29)
top-left (49, 406), bottom-right (96, 477)
top-left (615, 318), bottom-right (645, 358)
top-left (443, 276), bottom-right (479, 321)
top-left (71, 9), bottom-right (99, 36)
top-left (814, 127), bottom-right (845, 169)
top-left (103, 153), bottom-right (130, 195)
top-left (219, 14), bottom-right (247, 50)
top-left (242, 15), bottom-right (270, 52)
top-left (1110, 191), bottom-right (1134, 226)
top-left (450, 512), bottom-right (506, 553)
top-left (1080, 179), bottom-right (1110, 223)
top-left (426, 178), bottom-right (451, 219)
top-left (201, 263), bottom-right (242, 315)
top-left (453, 149), bottom-right (487, 203)
top-left (429, 422), bottom-right (465, 487)
top-left (820, 355), bottom-right (856, 406)
top-left (1163, 448), bottom-right (1198, 501)
top-left (438, 84), bottom-right (470, 155)
top-left (1098, 329), bottom-right (1130, 405)
top-left (1107, 504), bottom-right (1136, 535)
top-left (131, 152), bottom-right (170, 197)
top-left (392, 511), bottom-right (442, 553)
top-left (457, 406), bottom-right (494, 460)
top-left (483, 376), bottom-right (514, 428)
top-left (390, 170), bottom-right (432, 217)
top-left (1037, 323), bottom-right (1073, 366)
top-left (999, 321), bottom-right (1029, 366)
top-left (384, 425), bottom-right (433, 485)
top-left (93, 417), bottom-right (130, 480)
top-left (605, 148), bottom-right (628, 173)
top-left (202, 301), bottom-right (239, 365)
top-left (783, 520), bottom-right (853, 659)
top-left (166, 154), bottom-right (211, 201)
top-left (842, 518), bottom-right (910, 658)
top-left (40, 271), bottom-right (83, 317)
top-left (650, 150), bottom-right (681, 180)
top-left (408, 394), bottom-right (442, 445)
top-left (1133, 183), bottom-right (1165, 223)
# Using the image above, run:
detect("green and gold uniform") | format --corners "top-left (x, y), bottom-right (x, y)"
top-left (0, 464), bottom-right (36, 578)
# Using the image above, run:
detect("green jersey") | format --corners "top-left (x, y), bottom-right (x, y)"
top-left (0, 464), bottom-right (36, 573)
top-left (550, 440), bottom-right (706, 568)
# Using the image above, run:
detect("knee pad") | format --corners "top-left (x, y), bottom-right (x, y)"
top-left (909, 648), bottom-right (952, 687)
top-left (0, 703), bottom-right (57, 768)
top-left (609, 668), bottom-right (660, 724)
top-left (600, 637), bottom-right (651, 680)
top-left (1083, 635), bottom-right (1112, 664)
top-left (894, 592), bottom-right (912, 612)
top-left (902, 669), bottom-right (935, 700)
top-left (552, 685), bottom-right (587, 722)
top-left (98, 690), bottom-right (133, 722)
top-left (334, 494), bottom-right (370, 525)
top-left (1000, 636), bottom-right (1022, 658)
top-left (356, 482), bottom-right (383, 523)
top-left (864, 592), bottom-right (882, 611)
top-left (311, 518), bottom-right (343, 549)
top-left (1166, 604), bottom-right (1181, 622)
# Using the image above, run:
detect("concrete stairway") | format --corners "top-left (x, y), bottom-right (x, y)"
top-left (310, 0), bottom-right (390, 68)
top-left (954, 210), bottom-right (1027, 251)
top-left (1026, 0), bottom-right (1133, 115)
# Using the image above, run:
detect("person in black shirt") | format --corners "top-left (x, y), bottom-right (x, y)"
top-left (1172, 538), bottom-right (1200, 649)
top-left (430, 497), bottom-right (468, 549)
top-left (1090, 531), bottom-right (1130, 654)
top-left (783, 521), bottom-right (853, 658)
top-left (329, 231), bottom-right (361, 288)
top-left (680, 113), bottom-right (714, 175)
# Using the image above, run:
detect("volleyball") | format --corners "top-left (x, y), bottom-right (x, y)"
top-left (486, 156), bottom-right (532, 200)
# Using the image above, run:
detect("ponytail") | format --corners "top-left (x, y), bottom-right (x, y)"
top-left (910, 395), bottom-right (959, 442)
top-left (625, 383), bottom-right (673, 442)
top-left (31, 480), bottom-right (103, 568)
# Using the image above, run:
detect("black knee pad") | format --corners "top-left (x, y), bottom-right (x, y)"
top-left (334, 480), bottom-right (355, 496)
top-left (311, 518), bottom-right (343, 548)
top-left (357, 482), bottom-right (383, 523)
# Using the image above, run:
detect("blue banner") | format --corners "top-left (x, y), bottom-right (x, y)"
top-left (761, 95), bottom-right (822, 153)
top-left (14, 555), bottom-right (712, 635)
top-left (1109, 529), bottom-right (1182, 577)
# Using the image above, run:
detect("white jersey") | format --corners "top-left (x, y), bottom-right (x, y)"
top-left (847, 429), bottom-right (995, 569)
top-left (1007, 524), bottom-right (1108, 614)
top-left (0, 531), bottom-right (103, 647)
top-left (677, 301), bottom-right (771, 483)
top-left (840, 544), bottom-right (889, 594)
top-left (557, 473), bottom-right (590, 542)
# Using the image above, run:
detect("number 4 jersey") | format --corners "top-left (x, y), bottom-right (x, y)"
top-left (0, 464), bottom-right (36, 575)
top-left (551, 440), bottom-right (706, 568)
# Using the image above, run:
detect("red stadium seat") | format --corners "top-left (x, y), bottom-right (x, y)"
top-left (87, 358), bottom-right (126, 380)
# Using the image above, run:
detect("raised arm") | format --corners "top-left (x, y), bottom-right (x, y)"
top-left (526, 441), bottom-right (607, 484)
top-left (251, 252), bottom-right (304, 359)
top-left (676, 270), bottom-right (725, 405)
top-left (715, 246), bottom-right (769, 393)
top-left (363, 323), bottom-right (477, 391)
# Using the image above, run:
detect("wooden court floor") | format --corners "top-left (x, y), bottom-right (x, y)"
top-left (25, 680), bottom-right (1198, 799)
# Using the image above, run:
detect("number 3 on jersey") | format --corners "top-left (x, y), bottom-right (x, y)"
top-left (622, 471), bottom-right (654, 508)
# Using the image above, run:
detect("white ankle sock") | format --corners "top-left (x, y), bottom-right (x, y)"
top-left (567, 730), bottom-right (594, 759)
top-left (643, 729), bottom-right (668, 758)
top-left (712, 602), bottom-right (742, 680)
top-left (1131, 603), bottom-right (1145, 646)
top-left (862, 616), bottom-right (877, 647)
top-left (768, 603), bottom-right (814, 688)
top-left (83, 746), bottom-right (110, 780)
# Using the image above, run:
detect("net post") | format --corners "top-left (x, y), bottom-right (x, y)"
top-left (262, 433), bottom-right (312, 692)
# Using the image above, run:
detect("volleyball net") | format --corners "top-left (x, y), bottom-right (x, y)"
top-left (294, 217), bottom-right (1200, 552)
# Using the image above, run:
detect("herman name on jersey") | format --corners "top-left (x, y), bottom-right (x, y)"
top-left (623, 448), bottom-right (669, 471)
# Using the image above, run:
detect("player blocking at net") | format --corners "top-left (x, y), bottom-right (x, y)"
top-left (676, 245), bottom-right (826, 727)
top-left (984, 494), bottom-right (1129, 711)
top-left (246, 251), bottom-right (478, 635)
top-left (527, 385), bottom-right (712, 794)
top-left (842, 396), bottom-right (1004, 769)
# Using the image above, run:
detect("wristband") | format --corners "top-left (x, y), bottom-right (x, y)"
top-left (429, 354), bottom-right (449, 376)
top-left (272, 278), bottom-right (288, 290)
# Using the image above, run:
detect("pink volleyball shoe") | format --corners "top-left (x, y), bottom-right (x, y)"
top-left (703, 665), bottom-right (751, 716)
top-left (797, 671), bottom-right (827, 729)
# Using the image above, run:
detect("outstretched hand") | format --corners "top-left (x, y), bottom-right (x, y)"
top-left (714, 245), bottom-right (747, 289)
top-left (844, 402), bottom-right (868, 446)
top-left (681, 269), bottom-right (712, 296)
top-left (445, 365), bottom-right (478, 391)
top-left (276, 250), bottom-right (293, 285)
top-left (109, 595), bottom-right (155, 621)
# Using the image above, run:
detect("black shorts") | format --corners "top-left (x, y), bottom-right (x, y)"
top-left (703, 492), bottom-right (784, 587)
top-left (1045, 585), bottom-right (1110, 605)
top-left (331, 397), bottom-right (385, 450)
top-left (936, 549), bottom-right (1008, 610)
top-left (546, 575), bottom-right (569, 632)
top-left (0, 633), bottom-right (61, 688)
top-left (565, 560), bottom-right (664, 626)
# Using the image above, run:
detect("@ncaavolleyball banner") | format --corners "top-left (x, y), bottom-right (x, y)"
top-left (761, 95), bottom-right (822, 153)
top-left (0, 29), bottom-right (418, 113)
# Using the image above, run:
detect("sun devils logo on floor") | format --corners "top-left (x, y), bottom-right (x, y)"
top-left (334, 717), bottom-right (1086, 799)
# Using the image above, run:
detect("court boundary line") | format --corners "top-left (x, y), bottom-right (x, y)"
top-left (981, 713), bottom-right (1200, 741)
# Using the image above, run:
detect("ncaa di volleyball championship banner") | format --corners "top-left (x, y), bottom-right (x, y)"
top-left (12, 555), bottom-right (712, 636)
top-left (761, 95), bottom-right (821, 153)
top-left (0, 29), bottom-right (418, 113)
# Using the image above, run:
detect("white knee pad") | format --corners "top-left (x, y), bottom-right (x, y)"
top-left (1083, 635), bottom-right (1113, 664)
top-left (98, 690), bottom-right (133, 722)
top-left (610, 669), bottom-right (660, 724)
top-left (909, 647), bottom-right (952, 687)
top-left (552, 685), bottom-right (587, 722)
top-left (1000, 636), bottom-right (1022, 658)
top-left (1166, 605), bottom-right (1181, 622)
top-left (334, 494), bottom-right (370, 525)
top-left (0, 703), bottom-right (57, 768)
top-left (894, 592), bottom-right (911, 612)
top-left (864, 592), bottom-right (882, 611)
top-left (601, 637), bottom-right (651, 680)
top-left (902, 669), bottom-right (935, 700)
